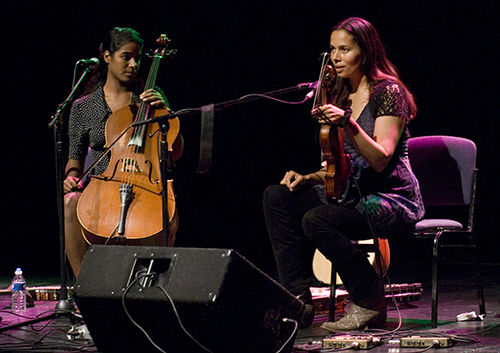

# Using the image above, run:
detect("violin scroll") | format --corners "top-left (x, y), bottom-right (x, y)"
top-left (320, 64), bottom-right (335, 99)
top-left (312, 53), bottom-right (336, 109)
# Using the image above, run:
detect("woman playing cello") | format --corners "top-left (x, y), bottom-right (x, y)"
top-left (263, 17), bottom-right (424, 330)
top-left (63, 27), bottom-right (182, 277)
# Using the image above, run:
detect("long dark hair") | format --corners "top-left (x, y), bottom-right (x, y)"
top-left (82, 27), bottom-right (145, 96)
top-left (330, 17), bottom-right (417, 120)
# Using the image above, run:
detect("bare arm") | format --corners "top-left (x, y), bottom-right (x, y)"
top-left (313, 104), bottom-right (404, 172)
top-left (63, 159), bottom-right (84, 194)
top-left (280, 167), bottom-right (326, 192)
top-left (344, 115), bottom-right (403, 172)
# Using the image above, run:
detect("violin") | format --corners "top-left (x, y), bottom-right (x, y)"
top-left (76, 34), bottom-right (182, 246)
top-left (312, 53), bottom-right (351, 201)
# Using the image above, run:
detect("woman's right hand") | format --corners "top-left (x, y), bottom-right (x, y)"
top-left (63, 176), bottom-right (83, 194)
top-left (64, 159), bottom-right (84, 194)
top-left (280, 170), bottom-right (307, 192)
top-left (280, 169), bottom-right (325, 191)
top-left (312, 104), bottom-right (348, 126)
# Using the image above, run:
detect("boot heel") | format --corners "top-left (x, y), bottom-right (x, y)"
top-left (366, 311), bottom-right (387, 329)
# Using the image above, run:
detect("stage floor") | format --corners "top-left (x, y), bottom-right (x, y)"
top-left (1, 261), bottom-right (499, 352)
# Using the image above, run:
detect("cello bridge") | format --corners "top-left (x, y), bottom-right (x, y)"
top-left (121, 158), bottom-right (142, 174)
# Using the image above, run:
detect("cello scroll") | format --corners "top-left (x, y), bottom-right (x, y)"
top-left (76, 34), bottom-right (181, 247)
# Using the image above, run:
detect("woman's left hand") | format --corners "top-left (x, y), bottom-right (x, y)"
top-left (140, 89), bottom-right (167, 108)
top-left (312, 104), bottom-right (346, 125)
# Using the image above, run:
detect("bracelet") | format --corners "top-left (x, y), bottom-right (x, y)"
top-left (339, 108), bottom-right (352, 128)
top-left (65, 167), bottom-right (80, 179)
top-left (312, 172), bottom-right (325, 183)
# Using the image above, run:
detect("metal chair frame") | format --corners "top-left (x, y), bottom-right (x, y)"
top-left (322, 136), bottom-right (485, 327)
top-left (408, 135), bottom-right (485, 328)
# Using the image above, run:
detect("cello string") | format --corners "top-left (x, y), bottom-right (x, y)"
top-left (124, 48), bottom-right (162, 186)
top-left (78, 36), bottom-right (176, 245)
top-left (129, 48), bottom-right (161, 147)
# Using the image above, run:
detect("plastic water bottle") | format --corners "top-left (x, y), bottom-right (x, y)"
top-left (11, 268), bottom-right (27, 312)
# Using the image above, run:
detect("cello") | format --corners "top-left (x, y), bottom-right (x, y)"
top-left (312, 53), bottom-right (351, 201)
top-left (76, 34), bottom-right (181, 247)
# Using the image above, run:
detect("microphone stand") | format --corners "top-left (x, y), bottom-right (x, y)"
top-left (129, 115), bottom-right (175, 246)
top-left (135, 81), bottom-right (314, 126)
top-left (131, 81), bottom-right (314, 245)
top-left (48, 66), bottom-right (94, 314)
top-left (0, 68), bottom-right (93, 333)
top-left (158, 121), bottom-right (173, 246)
top-left (0, 81), bottom-right (312, 333)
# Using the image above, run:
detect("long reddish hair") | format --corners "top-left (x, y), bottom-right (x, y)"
top-left (331, 17), bottom-right (417, 120)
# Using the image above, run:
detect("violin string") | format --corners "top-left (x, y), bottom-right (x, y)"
top-left (312, 52), bottom-right (330, 109)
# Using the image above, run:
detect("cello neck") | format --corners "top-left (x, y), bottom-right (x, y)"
top-left (129, 36), bottom-right (170, 149)
top-left (143, 48), bottom-right (162, 93)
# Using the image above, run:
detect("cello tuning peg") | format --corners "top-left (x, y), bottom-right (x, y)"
top-left (165, 49), bottom-right (178, 59)
top-left (156, 34), bottom-right (171, 47)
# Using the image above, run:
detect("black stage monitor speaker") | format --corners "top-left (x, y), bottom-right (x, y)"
top-left (74, 245), bottom-right (304, 353)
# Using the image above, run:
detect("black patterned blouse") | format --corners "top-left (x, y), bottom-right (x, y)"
top-left (347, 79), bottom-right (425, 235)
top-left (316, 79), bottom-right (425, 236)
top-left (68, 86), bottom-right (142, 176)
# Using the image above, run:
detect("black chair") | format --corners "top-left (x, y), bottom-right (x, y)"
top-left (406, 135), bottom-right (485, 328)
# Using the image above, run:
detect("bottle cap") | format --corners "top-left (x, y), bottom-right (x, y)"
top-left (15, 268), bottom-right (23, 274)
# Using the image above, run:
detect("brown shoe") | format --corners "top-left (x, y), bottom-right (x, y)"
top-left (320, 303), bottom-right (386, 332)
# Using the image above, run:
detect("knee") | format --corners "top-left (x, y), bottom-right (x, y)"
top-left (64, 192), bottom-right (81, 218)
top-left (263, 184), bottom-right (284, 201)
top-left (302, 208), bottom-right (335, 244)
top-left (301, 209), bottom-right (319, 240)
top-left (263, 185), bottom-right (288, 207)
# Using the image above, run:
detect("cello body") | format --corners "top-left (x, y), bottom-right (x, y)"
top-left (77, 104), bottom-right (181, 246)
top-left (76, 33), bottom-right (181, 247)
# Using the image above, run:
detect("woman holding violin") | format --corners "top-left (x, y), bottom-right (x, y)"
top-left (263, 17), bottom-right (424, 330)
top-left (63, 27), bottom-right (182, 277)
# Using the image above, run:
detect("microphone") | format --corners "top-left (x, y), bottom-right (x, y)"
top-left (77, 58), bottom-right (100, 69)
top-left (300, 81), bottom-right (318, 100)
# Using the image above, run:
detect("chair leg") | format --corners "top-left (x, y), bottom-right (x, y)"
top-left (431, 232), bottom-right (485, 328)
top-left (472, 236), bottom-right (486, 315)
top-left (329, 267), bottom-right (337, 322)
top-left (431, 233), bottom-right (441, 328)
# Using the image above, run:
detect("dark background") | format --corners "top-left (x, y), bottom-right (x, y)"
top-left (1, 1), bottom-right (499, 281)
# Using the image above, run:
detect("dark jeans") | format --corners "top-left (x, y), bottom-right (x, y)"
top-left (263, 184), bottom-right (384, 309)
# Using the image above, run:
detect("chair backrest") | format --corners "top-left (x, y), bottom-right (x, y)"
top-left (408, 135), bottom-right (477, 207)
